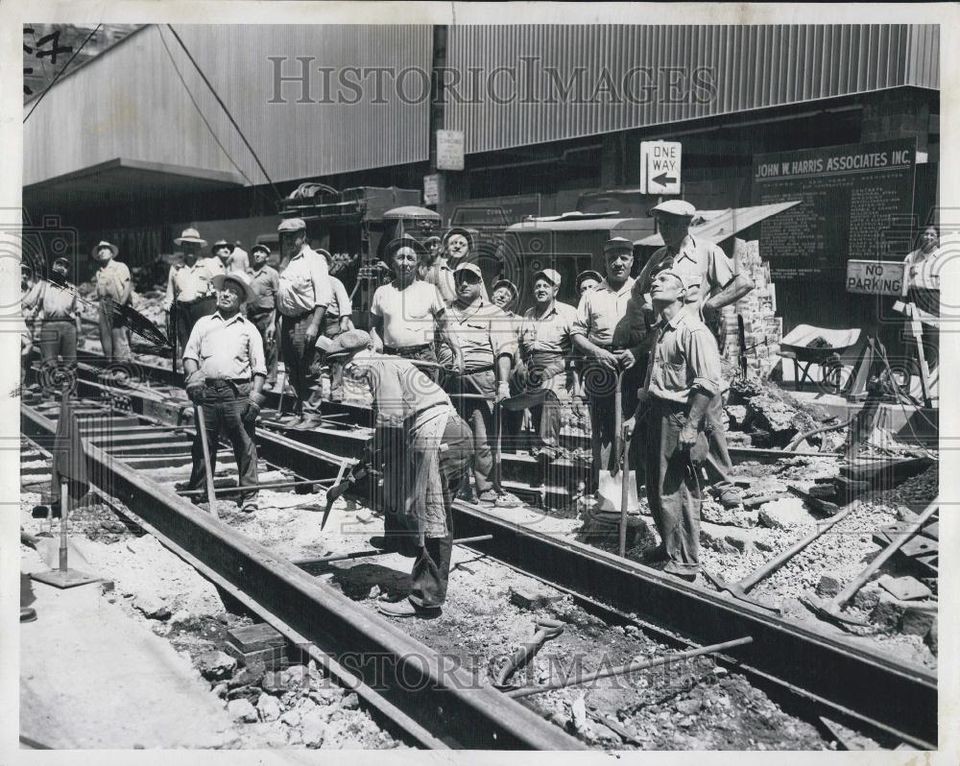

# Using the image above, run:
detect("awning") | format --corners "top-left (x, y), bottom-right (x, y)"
top-left (636, 200), bottom-right (802, 247)
top-left (23, 157), bottom-right (245, 212)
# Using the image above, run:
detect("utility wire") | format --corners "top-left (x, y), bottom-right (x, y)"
top-left (154, 26), bottom-right (258, 189)
top-left (24, 24), bottom-right (102, 124)
top-left (165, 24), bottom-right (282, 203)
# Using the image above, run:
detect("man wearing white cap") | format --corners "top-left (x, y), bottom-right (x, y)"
top-left (182, 271), bottom-right (266, 513)
top-left (626, 266), bottom-right (721, 581)
top-left (92, 240), bottom-right (133, 361)
top-left (165, 227), bottom-right (224, 351)
top-left (510, 268), bottom-right (579, 468)
top-left (572, 237), bottom-right (638, 491)
top-left (616, 200), bottom-right (754, 509)
top-left (319, 329), bottom-right (476, 617)
top-left (440, 261), bottom-right (520, 506)
top-left (275, 217), bottom-right (332, 423)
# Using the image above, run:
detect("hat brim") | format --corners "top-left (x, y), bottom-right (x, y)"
top-left (92, 243), bottom-right (119, 257)
top-left (174, 237), bottom-right (208, 246)
top-left (212, 243), bottom-right (236, 253)
top-left (214, 274), bottom-right (252, 302)
top-left (648, 207), bottom-right (694, 219)
top-left (533, 271), bottom-right (559, 286)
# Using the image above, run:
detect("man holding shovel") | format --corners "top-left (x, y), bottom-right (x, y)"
top-left (182, 272), bottom-right (266, 514)
top-left (625, 267), bottom-right (721, 582)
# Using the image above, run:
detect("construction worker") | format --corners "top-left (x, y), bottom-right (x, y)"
top-left (92, 240), bottom-right (133, 361)
top-left (319, 329), bottom-right (475, 618)
top-left (616, 200), bottom-right (754, 509)
top-left (164, 228), bottom-right (223, 352)
top-left (510, 269), bottom-right (579, 470)
top-left (307, 271), bottom-right (355, 412)
top-left (183, 272), bottom-right (266, 514)
top-left (625, 267), bottom-right (720, 581)
top-left (246, 244), bottom-right (279, 389)
top-left (491, 278), bottom-right (520, 319)
top-left (275, 217), bottom-right (332, 424)
top-left (422, 227), bottom-right (489, 304)
top-left (213, 239), bottom-right (250, 275)
top-left (576, 269), bottom-right (603, 297)
top-left (440, 262), bottom-right (521, 506)
top-left (23, 257), bottom-right (82, 381)
top-left (572, 238), bottom-right (637, 492)
top-left (369, 237), bottom-right (462, 382)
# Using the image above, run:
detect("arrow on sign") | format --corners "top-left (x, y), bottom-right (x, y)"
top-left (652, 172), bottom-right (677, 186)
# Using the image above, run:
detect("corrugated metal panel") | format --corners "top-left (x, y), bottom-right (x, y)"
top-left (24, 24), bottom-right (431, 187)
top-left (444, 24), bottom-right (939, 155)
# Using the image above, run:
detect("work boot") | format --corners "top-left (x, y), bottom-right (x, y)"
top-left (377, 598), bottom-right (441, 619)
top-left (20, 606), bottom-right (37, 623)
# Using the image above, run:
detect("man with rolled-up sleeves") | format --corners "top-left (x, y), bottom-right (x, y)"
top-left (626, 267), bottom-right (721, 581)
top-left (183, 272), bottom-right (266, 514)
top-left (275, 218), bottom-right (332, 424)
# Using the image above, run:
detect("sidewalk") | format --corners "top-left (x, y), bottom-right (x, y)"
top-left (20, 551), bottom-right (238, 749)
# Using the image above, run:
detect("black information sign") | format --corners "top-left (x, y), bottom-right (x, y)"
top-left (751, 139), bottom-right (916, 281)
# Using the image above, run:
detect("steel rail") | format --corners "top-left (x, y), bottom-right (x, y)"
top-left (21, 403), bottom-right (582, 751)
top-left (58, 361), bottom-right (937, 745)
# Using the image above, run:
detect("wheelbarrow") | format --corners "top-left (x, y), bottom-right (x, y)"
top-left (779, 325), bottom-right (861, 393)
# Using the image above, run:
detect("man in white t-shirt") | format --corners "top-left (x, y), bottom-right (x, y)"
top-left (369, 237), bottom-right (463, 381)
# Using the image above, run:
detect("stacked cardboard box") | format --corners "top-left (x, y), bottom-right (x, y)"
top-left (719, 239), bottom-right (782, 379)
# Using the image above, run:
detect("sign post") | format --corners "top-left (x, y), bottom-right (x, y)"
top-left (640, 141), bottom-right (682, 195)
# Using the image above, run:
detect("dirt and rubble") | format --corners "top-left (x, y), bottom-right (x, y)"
top-left (19, 457), bottom-right (403, 750)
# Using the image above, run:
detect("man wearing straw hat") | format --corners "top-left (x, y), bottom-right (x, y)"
top-left (183, 271), bottom-right (266, 514)
top-left (92, 240), bottom-right (132, 361)
top-left (165, 227), bottom-right (224, 352)
top-left (213, 239), bottom-right (250, 275)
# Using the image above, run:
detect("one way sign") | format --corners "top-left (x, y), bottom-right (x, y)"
top-left (640, 141), bottom-right (682, 195)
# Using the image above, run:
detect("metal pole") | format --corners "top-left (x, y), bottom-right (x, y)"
top-left (615, 368), bottom-right (629, 558)
top-left (506, 636), bottom-right (753, 699)
top-left (179, 477), bottom-right (338, 497)
top-left (194, 404), bottom-right (219, 517)
top-left (58, 481), bottom-right (69, 572)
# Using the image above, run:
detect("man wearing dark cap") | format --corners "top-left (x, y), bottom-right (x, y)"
top-left (572, 238), bottom-right (638, 491)
top-left (276, 217), bottom-right (332, 423)
top-left (615, 200), bottom-right (754, 509)
top-left (576, 269), bottom-right (603, 297)
top-left (319, 329), bottom-right (476, 618)
top-left (440, 262), bottom-right (520, 506)
top-left (626, 267), bottom-right (721, 581)
top-left (92, 240), bottom-right (133, 361)
top-left (246, 243), bottom-right (280, 388)
top-left (511, 268), bottom-right (579, 470)
top-left (183, 271), bottom-right (266, 514)
top-left (422, 227), bottom-right (489, 304)
top-left (213, 239), bottom-right (249, 275)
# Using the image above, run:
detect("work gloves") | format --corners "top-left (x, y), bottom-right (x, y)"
top-left (243, 391), bottom-right (266, 423)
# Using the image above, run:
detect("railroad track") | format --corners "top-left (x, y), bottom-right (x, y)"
top-left (19, 363), bottom-right (939, 749)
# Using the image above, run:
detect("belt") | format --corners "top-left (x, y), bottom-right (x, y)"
top-left (384, 343), bottom-right (432, 355)
top-left (205, 377), bottom-right (250, 386)
top-left (452, 363), bottom-right (495, 375)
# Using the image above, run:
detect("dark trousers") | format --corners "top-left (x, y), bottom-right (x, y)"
top-left (188, 380), bottom-right (259, 505)
top-left (98, 302), bottom-right (131, 361)
top-left (383, 343), bottom-right (439, 382)
top-left (704, 394), bottom-right (735, 493)
top-left (409, 414), bottom-right (474, 609)
top-left (176, 297), bottom-right (217, 352)
top-left (444, 372), bottom-right (497, 495)
top-left (281, 312), bottom-right (318, 413)
top-left (248, 309), bottom-right (278, 383)
top-left (638, 397), bottom-right (702, 576)
top-left (583, 360), bottom-right (621, 492)
top-left (38, 320), bottom-right (77, 370)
